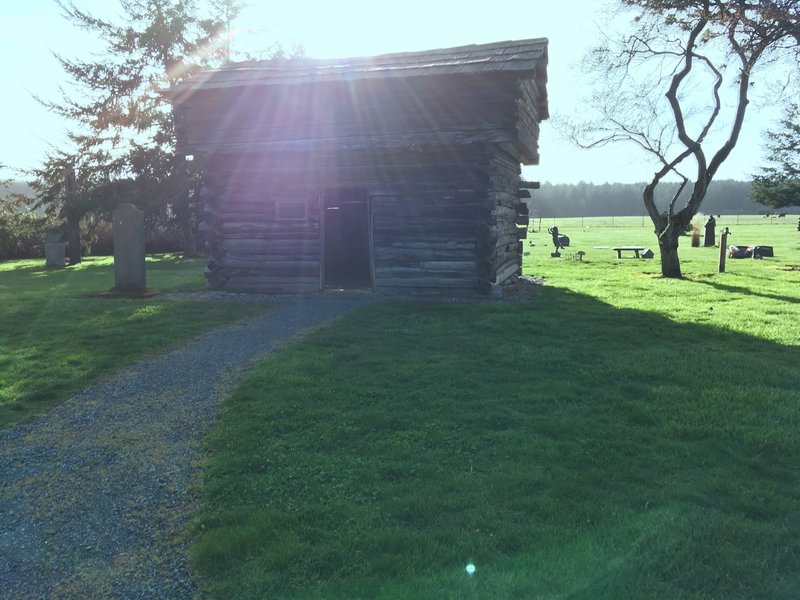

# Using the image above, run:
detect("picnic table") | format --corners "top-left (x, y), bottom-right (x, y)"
top-left (613, 246), bottom-right (646, 258)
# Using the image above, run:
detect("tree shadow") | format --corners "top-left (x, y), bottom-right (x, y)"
top-left (686, 276), bottom-right (800, 304)
top-left (198, 288), bottom-right (800, 598)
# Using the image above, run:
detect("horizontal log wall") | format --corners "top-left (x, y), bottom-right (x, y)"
top-left (178, 67), bottom-right (547, 297)
top-left (371, 193), bottom-right (484, 297)
top-left (175, 74), bottom-right (526, 157)
top-left (515, 78), bottom-right (542, 165)
top-left (197, 141), bottom-right (535, 297)
top-left (475, 146), bottom-right (525, 295)
top-left (199, 147), bottom-right (499, 296)
top-left (201, 160), bottom-right (322, 293)
top-left (366, 146), bottom-right (492, 296)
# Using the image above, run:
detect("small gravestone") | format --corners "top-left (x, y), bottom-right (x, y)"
top-left (112, 203), bottom-right (146, 292)
top-left (704, 215), bottom-right (716, 247)
top-left (44, 232), bottom-right (66, 268)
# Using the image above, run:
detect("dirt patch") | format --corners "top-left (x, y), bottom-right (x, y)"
top-left (500, 275), bottom-right (544, 303)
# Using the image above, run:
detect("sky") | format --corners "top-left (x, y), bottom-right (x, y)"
top-left (0, 0), bottom-right (790, 185)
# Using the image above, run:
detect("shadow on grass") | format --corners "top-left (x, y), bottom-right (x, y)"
top-left (193, 287), bottom-right (800, 599)
top-left (0, 256), bottom-right (264, 429)
top-left (688, 276), bottom-right (800, 304)
top-left (3, 253), bottom-right (195, 274)
top-left (2, 256), bottom-right (209, 297)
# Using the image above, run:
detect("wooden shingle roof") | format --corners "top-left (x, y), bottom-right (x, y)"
top-left (169, 38), bottom-right (549, 117)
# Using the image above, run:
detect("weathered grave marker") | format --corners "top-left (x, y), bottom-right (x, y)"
top-left (44, 232), bottom-right (66, 268)
top-left (718, 227), bottom-right (730, 273)
top-left (704, 215), bottom-right (716, 247)
top-left (112, 203), bottom-right (146, 292)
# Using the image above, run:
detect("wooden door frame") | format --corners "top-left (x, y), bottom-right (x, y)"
top-left (367, 196), bottom-right (375, 291)
top-left (318, 189), bottom-right (375, 291)
top-left (319, 191), bottom-right (325, 290)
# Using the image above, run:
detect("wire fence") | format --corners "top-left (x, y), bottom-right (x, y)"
top-left (528, 214), bottom-right (799, 230)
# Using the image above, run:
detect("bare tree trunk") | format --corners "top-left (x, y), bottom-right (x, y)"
top-left (172, 190), bottom-right (198, 257)
top-left (63, 166), bottom-right (81, 265)
top-left (645, 179), bottom-right (690, 279)
top-left (66, 212), bottom-right (82, 265)
top-left (658, 223), bottom-right (683, 278)
top-left (181, 209), bottom-right (198, 256)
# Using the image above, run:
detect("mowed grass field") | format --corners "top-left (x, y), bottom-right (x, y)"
top-left (527, 217), bottom-right (799, 343)
top-left (191, 219), bottom-right (800, 598)
top-left (0, 255), bottom-right (266, 428)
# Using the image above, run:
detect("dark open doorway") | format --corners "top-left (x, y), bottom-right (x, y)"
top-left (323, 189), bottom-right (372, 289)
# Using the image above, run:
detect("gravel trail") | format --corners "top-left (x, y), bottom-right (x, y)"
top-left (0, 294), bottom-right (374, 599)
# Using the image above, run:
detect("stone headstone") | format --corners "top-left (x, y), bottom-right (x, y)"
top-left (112, 203), bottom-right (146, 291)
top-left (704, 215), bottom-right (716, 247)
top-left (44, 232), bottom-right (66, 268)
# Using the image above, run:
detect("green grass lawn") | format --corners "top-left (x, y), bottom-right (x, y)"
top-left (526, 218), bottom-right (800, 344)
top-left (191, 219), bottom-right (800, 598)
top-left (0, 255), bottom-right (266, 428)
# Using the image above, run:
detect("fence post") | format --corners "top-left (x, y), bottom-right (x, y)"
top-left (718, 227), bottom-right (729, 273)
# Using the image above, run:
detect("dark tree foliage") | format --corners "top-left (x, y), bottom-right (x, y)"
top-left (752, 103), bottom-right (800, 208)
top-left (31, 0), bottom-right (246, 258)
top-left (0, 168), bottom-right (50, 260)
top-left (572, 0), bottom-right (799, 277)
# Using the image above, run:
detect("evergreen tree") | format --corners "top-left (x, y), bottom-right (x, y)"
top-left (752, 104), bottom-right (800, 209)
top-left (32, 0), bottom-right (247, 259)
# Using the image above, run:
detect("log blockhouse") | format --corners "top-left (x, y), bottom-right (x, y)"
top-left (167, 38), bottom-right (549, 297)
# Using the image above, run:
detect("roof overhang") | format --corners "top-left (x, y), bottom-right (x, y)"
top-left (165, 38), bottom-right (549, 119)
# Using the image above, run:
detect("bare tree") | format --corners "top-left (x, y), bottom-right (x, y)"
top-left (570, 0), bottom-right (799, 277)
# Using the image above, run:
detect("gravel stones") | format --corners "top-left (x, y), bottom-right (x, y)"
top-left (0, 294), bottom-right (374, 599)
top-left (0, 285), bottom-right (539, 598)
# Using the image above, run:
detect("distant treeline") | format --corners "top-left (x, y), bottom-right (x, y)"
top-left (530, 180), bottom-right (794, 217)
top-left (5, 179), bottom-right (795, 219)
top-left (10, 182), bottom-right (33, 196)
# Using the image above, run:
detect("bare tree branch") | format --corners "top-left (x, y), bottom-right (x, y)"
top-left (567, 0), bottom-right (799, 277)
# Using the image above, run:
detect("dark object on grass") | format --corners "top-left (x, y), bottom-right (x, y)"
top-left (728, 245), bottom-right (751, 259)
top-left (641, 248), bottom-right (655, 259)
top-left (551, 251), bottom-right (561, 258)
top-left (704, 215), bottom-right (716, 247)
top-left (548, 226), bottom-right (570, 250)
top-left (728, 245), bottom-right (774, 259)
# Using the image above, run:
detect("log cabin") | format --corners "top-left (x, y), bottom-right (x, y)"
top-left (166, 38), bottom-right (549, 297)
